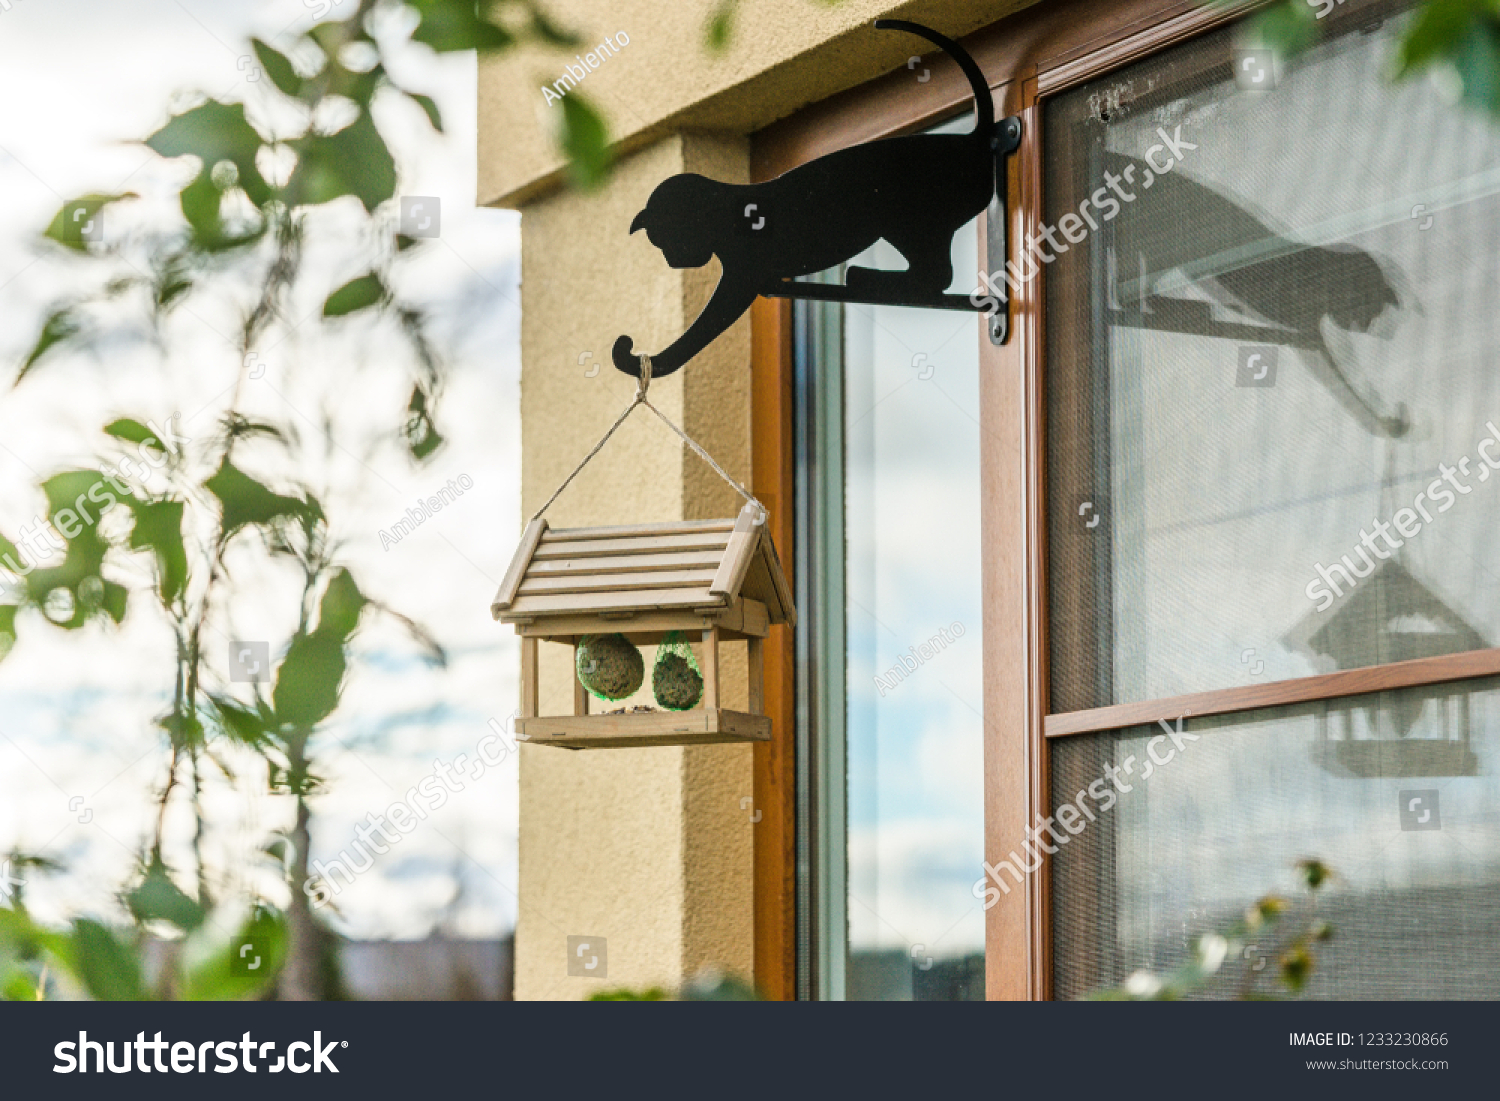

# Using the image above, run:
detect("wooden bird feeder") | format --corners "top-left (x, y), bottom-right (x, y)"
top-left (491, 501), bottom-right (794, 749)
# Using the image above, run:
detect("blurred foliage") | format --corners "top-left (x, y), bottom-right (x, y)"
top-left (1090, 859), bottom-right (1335, 1000)
top-left (0, 0), bottom-right (588, 1001)
top-left (2, 861), bottom-right (287, 1002)
top-left (1238, 0), bottom-right (1500, 119)
top-left (590, 967), bottom-right (760, 1001)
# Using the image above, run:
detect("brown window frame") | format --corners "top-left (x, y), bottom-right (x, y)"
top-left (751, 0), bottom-right (1494, 1001)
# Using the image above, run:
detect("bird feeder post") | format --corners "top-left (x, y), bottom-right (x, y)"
top-left (747, 636), bottom-right (764, 715)
top-left (520, 635), bottom-right (539, 721)
top-left (573, 642), bottom-right (589, 717)
top-left (700, 627), bottom-right (720, 712)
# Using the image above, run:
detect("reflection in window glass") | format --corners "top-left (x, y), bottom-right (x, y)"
top-left (844, 230), bottom-right (985, 1000)
top-left (1046, 8), bottom-right (1500, 713)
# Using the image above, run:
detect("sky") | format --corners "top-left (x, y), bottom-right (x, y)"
top-left (0, 0), bottom-right (524, 941)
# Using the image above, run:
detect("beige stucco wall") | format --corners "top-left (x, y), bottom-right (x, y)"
top-left (513, 133), bottom-right (755, 1000)
top-left (479, 0), bottom-right (1036, 208)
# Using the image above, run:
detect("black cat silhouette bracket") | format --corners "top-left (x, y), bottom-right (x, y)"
top-left (610, 20), bottom-right (1022, 380)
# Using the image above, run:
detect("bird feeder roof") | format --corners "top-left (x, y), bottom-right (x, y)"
top-left (491, 501), bottom-right (794, 627)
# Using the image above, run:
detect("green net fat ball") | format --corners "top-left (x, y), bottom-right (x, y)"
top-left (577, 633), bottom-right (644, 701)
top-left (653, 652), bottom-right (703, 711)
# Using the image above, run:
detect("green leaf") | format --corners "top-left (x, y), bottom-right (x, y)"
top-left (323, 272), bottom-right (386, 317)
top-left (104, 418), bottom-right (167, 451)
top-left (335, 61), bottom-right (388, 108)
top-left (17, 307), bottom-right (82, 383)
top-left (204, 458), bottom-right (318, 540)
top-left (146, 100), bottom-right (271, 207)
top-left (591, 986), bottom-right (671, 1000)
top-left (1451, 17), bottom-right (1500, 113)
top-left (158, 708), bottom-right (205, 750)
top-left (707, 0), bottom-right (736, 51)
top-left (0, 906), bottom-right (44, 953)
top-left (527, 6), bottom-right (580, 48)
top-left (127, 860), bottom-right (205, 933)
top-left (177, 169), bottom-right (263, 252)
top-left (1297, 858), bottom-right (1332, 890)
top-left (42, 470), bottom-right (102, 521)
top-left (251, 38), bottom-right (303, 98)
top-left (0, 604), bottom-right (16, 663)
top-left (127, 498), bottom-right (188, 604)
top-left (681, 968), bottom-right (759, 1000)
top-left (208, 694), bottom-right (272, 748)
top-left (2, 971), bottom-right (42, 1001)
top-left (179, 170), bottom-right (224, 243)
top-left (403, 384), bottom-right (445, 460)
top-left (25, 540), bottom-right (111, 630)
top-left (559, 95), bottom-right (611, 190)
top-left (409, 91), bottom-right (443, 132)
top-left (222, 413), bottom-right (289, 446)
top-left (317, 567), bottom-right (366, 640)
top-left (44, 193), bottom-right (136, 251)
top-left (1243, 0), bottom-right (1321, 58)
top-left (154, 261), bottom-right (193, 312)
top-left (410, 0), bottom-right (516, 52)
top-left (1279, 945), bottom-right (1314, 993)
top-left (273, 632), bottom-right (348, 729)
top-left (100, 580), bottom-right (128, 624)
top-left (181, 906), bottom-right (286, 1001)
top-left (70, 920), bottom-right (147, 1001)
top-left (42, 470), bottom-right (129, 525)
top-left (1393, 0), bottom-right (1480, 76)
top-left (273, 568), bottom-right (366, 728)
top-left (286, 110), bottom-right (396, 213)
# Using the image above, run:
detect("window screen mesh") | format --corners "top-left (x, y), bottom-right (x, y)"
top-left (1044, 2), bottom-right (1500, 999)
top-left (1051, 679), bottom-right (1500, 1000)
top-left (1045, 6), bottom-right (1500, 715)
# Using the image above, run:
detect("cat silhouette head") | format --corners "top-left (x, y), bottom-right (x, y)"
top-left (1317, 245), bottom-right (1400, 333)
top-left (629, 174), bottom-right (721, 270)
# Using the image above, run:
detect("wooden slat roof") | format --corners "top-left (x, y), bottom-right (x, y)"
top-left (491, 501), bottom-right (793, 626)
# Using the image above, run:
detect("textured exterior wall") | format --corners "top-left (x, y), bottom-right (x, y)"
top-left (513, 133), bottom-right (754, 1000)
top-left (478, 0), bottom-right (1036, 208)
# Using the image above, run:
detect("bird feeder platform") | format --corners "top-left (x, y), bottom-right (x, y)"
top-left (491, 502), bottom-right (794, 749)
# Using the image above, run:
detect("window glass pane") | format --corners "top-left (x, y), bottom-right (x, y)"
top-left (844, 229), bottom-right (985, 1001)
top-left (1050, 677), bottom-right (1500, 999)
top-left (795, 117), bottom-right (986, 1000)
top-left (1045, 7), bottom-right (1500, 713)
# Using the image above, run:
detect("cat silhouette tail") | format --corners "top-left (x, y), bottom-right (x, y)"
top-left (874, 20), bottom-right (993, 138)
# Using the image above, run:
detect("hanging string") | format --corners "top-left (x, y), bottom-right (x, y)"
top-left (530, 356), bottom-right (765, 525)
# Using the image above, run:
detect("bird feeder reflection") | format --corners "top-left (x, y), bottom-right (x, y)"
top-left (1285, 560), bottom-right (1483, 778)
